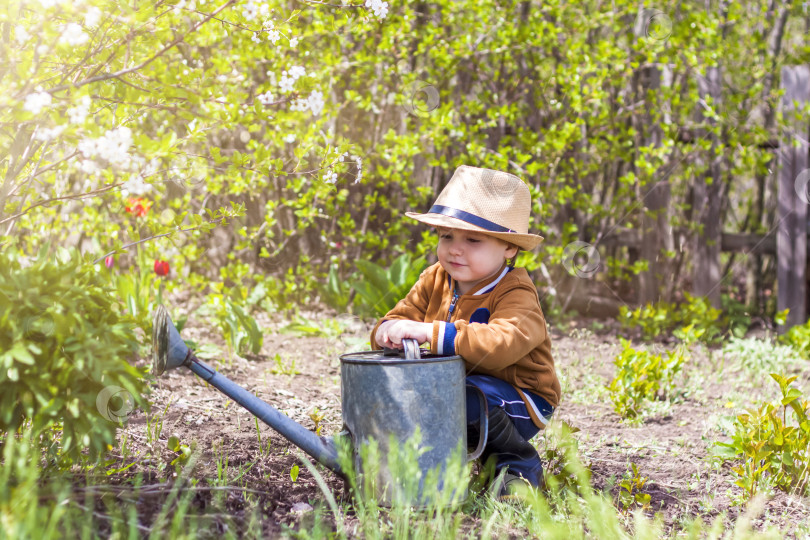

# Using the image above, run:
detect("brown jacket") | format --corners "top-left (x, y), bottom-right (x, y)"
top-left (369, 261), bottom-right (560, 428)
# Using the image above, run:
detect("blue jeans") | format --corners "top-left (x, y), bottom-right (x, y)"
top-left (465, 374), bottom-right (553, 485)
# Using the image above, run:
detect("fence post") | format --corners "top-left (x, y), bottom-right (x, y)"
top-left (637, 64), bottom-right (673, 306)
top-left (777, 66), bottom-right (810, 330)
top-left (692, 67), bottom-right (723, 307)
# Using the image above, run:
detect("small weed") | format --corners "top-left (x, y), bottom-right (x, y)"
top-left (616, 462), bottom-right (651, 513)
top-left (270, 352), bottom-right (301, 375)
top-left (280, 314), bottom-right (353, 339)
top-left (308, 407), bottom-right (326, 436)
top-left (540, 420), bottom-right (591, 491)
top-left (167, 435), bottom-right (193, 471)
top-left (607, 339), bottom-right (687, 419)
top-left (145, 399), bottom-right (171, 447)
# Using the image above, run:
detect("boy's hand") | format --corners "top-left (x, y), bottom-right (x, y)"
top-left (376, 320), bottom-right (432, 349)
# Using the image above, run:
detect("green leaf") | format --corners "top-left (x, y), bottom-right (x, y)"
top-left (168, 435), bottom-right (180, 452)
top-left (290, 464), bottom-right (299, 482)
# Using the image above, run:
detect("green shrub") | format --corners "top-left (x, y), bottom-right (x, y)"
top-left (619, 292), bottom-right (745, 344)
top-left (350, 253), bottom-right (429, 318)
top-left (0, 247), bottom-right (149, 464)
top-left (713, 374), bottom-right (810, 501)
top-left (606, 339), bottom-right (687, 419)
top-left (779, 318), bottom-right (810, 360)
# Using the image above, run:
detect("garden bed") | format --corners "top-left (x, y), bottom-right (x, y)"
top-left (94, 310), bottom-right (810, 537)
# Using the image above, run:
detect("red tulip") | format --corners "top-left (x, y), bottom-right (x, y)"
top-left (104, 255), bottom-right (114, 268)
top-left (125, 197), bottom-right (152, 217)
top-left (154, 260), bottom-right (170, 276)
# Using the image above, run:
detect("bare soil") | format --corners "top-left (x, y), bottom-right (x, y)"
top-left (102, 308), bottom-right (810, 538)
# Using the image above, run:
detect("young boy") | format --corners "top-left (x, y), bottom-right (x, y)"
top-left (369, 165), bottom-right (560, 498)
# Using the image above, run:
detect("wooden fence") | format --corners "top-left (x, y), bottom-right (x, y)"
top-left (589, 66), bottom-right (809, 330)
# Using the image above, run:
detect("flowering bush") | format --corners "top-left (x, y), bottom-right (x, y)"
top-left (0, 0), bottom-right (794, 318)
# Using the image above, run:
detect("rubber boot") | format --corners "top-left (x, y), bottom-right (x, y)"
top-left (478, 407), bottom-right (544, 494)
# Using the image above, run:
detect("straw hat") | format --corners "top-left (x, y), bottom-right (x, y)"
top-left (405, 165), bottom-right (544, 250)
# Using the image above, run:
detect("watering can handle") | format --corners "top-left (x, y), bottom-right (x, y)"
top-left (402, 338), bottom-right (421, 360)
top-left (465, 384), bottom-right (489, 462)
top-left (383, 338), bottom-right (423, 359)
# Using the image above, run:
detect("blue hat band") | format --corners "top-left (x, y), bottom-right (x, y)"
top-left (429, 205), bottom-right (515, 234)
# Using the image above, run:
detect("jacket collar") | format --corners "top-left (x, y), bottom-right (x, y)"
top-left (446, 261), bottom-right (512, 296)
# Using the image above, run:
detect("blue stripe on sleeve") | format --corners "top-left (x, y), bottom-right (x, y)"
top-left (443, 322), bottom-right (457, 355)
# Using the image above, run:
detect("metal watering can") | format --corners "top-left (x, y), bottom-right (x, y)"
top-left (151, 305), bottom-right (488, 506)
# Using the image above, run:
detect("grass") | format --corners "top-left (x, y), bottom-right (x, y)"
top-left (3, 317), bottom-right (810, 538)
top-left (0, 422), bottom-right (792, 540)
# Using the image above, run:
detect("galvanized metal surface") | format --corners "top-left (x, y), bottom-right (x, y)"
top-left (340, 339), bottom-right (483, 506)
top-left (188, 358), bottom-right (342, 474)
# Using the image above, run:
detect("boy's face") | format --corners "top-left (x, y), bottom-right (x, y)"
top-left (436, 227), bottom-right (518, 294)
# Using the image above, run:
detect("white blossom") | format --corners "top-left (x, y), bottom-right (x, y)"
top-left (364, 0), bottom-right (389, 19)
top-left (306, 89), bottom-right (325, 116)
top-left (60, 23), bottom-right (89, 46)
top-left (289, 37), bottom-right (298, 48)
top-left (85, 7), bottom-right (102, 26)
top-left (322, 170), bottom-right (338, 184)
top-left (15, 25), bottom-right (30, 45)
top-left (23, 91), bottom-right (52, 114)
top-left (34, 125), bottom-right (64, 141)
top-left (257, 90), bottom-right (274, 105)
top-left (284, 134), bottom-right (296, 143)
top-left (267, 29), bottom-right (280, 44)
top-left (289, 89), bottom-right (325, 116)
top-left (121, 176), bottom-right (152, 196)
top-left (290, 98), bottom-right (307, 112)
top-left (279, 72), bottom-right (296, 92)
top-left (141, 157), bottom-right (160, 178)
top-left (251, 32), bottom-right (262, 43)
top-left (279, 66), bottom-right (306, 93)
top-left (242, 0), bottom-right (270, 19)
top-left (78, 160), bottom-right (99, 174)
top-left (67, 95), bottom-right (91, 124)
top-left (352, 156), bottom-right (363, 184)
top-left (78, 126), bottom-right (134, 169)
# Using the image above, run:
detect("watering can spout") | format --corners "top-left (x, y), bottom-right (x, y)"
top-left (151, 305), bottom-right (343, 475)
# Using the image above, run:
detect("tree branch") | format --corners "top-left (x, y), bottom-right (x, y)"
top-left (47, 0), bottom-right (237, 94)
